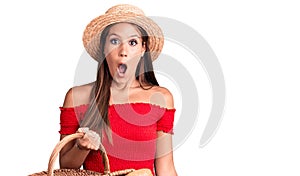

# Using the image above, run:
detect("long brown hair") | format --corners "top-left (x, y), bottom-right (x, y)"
top-left (80, 23), bottom-right (159, 142)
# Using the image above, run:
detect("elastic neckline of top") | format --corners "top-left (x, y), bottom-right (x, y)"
top-left (60, 102), bottom-right (176, 110)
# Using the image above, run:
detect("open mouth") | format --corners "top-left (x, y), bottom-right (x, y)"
top-left (117, 64), bottom-right (127, 75)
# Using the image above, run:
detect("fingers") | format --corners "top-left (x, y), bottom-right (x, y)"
top-left (77, 127), bottom-right (89, 133)
top-left (85, 130), bottom-right (101, 150)
top-left (76, 128), bottom-right (101, 151)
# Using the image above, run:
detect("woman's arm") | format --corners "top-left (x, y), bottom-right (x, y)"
top-left (59, 134), bottom-right (90, 169)
top-left (59, 87), bottom-right (99, 169)
top-left (153, 87), bottom-right (177, 175)
top-left (154, 131), bottom-right (178, 176)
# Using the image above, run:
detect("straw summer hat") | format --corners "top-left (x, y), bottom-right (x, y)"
top-left (82, 4), bottom-right (164, 62)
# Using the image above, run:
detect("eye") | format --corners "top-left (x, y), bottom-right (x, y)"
top-left (129, 39), bottom-right (138, 46)
top-left (110, 38), bottom-right (120, 45)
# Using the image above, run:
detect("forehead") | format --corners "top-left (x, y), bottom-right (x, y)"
top-left (107, 23), bottom-right (142, 38)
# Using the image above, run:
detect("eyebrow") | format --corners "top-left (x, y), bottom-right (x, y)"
top-left (108, 33), bottom-right (141, 38)
top-left (108, 33), bottom-right (120, 38)
top-left (129, 34), bottom-right (140, 38)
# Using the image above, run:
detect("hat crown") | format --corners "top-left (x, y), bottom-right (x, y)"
top-left (105, 4), bottom-right (145, 16)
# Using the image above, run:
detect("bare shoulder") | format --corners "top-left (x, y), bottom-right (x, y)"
top-left (149, 86), bottom-right (174, 109)
top-left (62, 82), bottom-right (94, 107)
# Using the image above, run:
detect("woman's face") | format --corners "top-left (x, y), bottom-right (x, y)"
top-left (104, 23), bottom-right (146, 84)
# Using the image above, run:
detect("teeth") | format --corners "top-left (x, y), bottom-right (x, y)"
top-left (118, 64), bottom-right (127, 74)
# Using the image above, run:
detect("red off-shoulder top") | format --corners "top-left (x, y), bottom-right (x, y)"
top-left (59, 103), bottom-right (175, 175)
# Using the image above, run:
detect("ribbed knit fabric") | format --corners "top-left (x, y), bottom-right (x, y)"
top-left (59, 103), bottom-right (175, 175)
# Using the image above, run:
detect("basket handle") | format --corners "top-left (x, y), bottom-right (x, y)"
top-left (47, 132), bottom-right (110, 176)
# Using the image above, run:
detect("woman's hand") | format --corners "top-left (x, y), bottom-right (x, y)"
top-left (76, 127), bottom-right (101, 151)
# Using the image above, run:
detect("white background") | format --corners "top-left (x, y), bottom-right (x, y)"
top-left (1, 0), bottom-right (300, 175)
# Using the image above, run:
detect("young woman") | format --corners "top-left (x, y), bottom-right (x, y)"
top-left (58, 4), bottom-right (177, 176)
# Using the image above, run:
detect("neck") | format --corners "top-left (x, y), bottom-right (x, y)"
top-left (110, 79), bottom-right (141, 105)
top-left (111, 78), bottom-right (140, 91)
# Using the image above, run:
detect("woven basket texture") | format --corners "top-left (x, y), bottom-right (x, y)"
top-left (29, 133), bottom-right (152, 176)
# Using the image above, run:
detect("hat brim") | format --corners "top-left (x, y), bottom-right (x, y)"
top-left (83, 13), bottom-right (164, 62)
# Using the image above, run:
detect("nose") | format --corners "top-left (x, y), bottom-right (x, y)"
top-left (118, 43), bottom-right (128, 57)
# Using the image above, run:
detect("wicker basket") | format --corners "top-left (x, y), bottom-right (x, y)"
top-left (29, 133), bottom-right (152, 176)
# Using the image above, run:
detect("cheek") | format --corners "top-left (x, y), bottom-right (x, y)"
top-left (106, 57), bottom-right (115, 70)
top-left (126, 57), bottom-right (141, 73)
top-left (104, 45), bottom-right (116, 58)
top-left (132, 56), bottom-right (141, 65)
top-left (105, 57), bottom-right (116, 76)
top-left (104, 49), bottom-right (118, 68)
